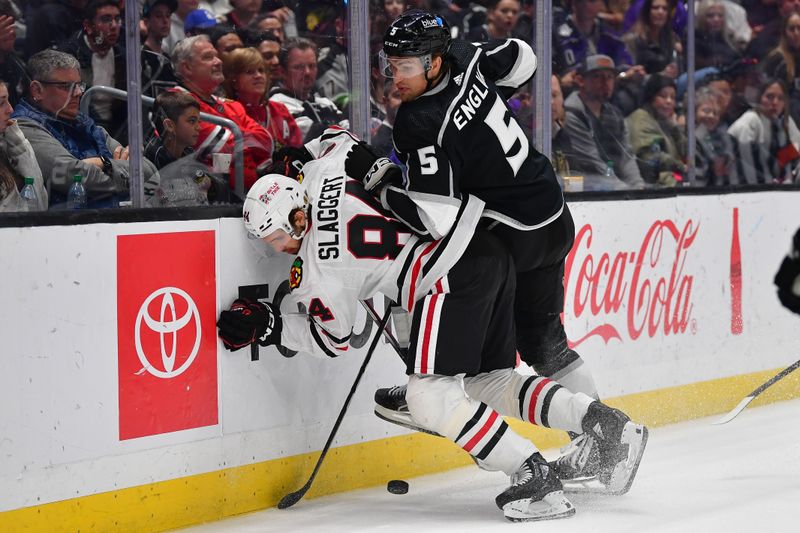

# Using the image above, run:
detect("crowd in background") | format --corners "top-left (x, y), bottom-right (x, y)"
top-left (0, 0), bottom-right (798, 212)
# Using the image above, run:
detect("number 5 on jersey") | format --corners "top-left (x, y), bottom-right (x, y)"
top-left (484, 95), bottom-right (528, 175)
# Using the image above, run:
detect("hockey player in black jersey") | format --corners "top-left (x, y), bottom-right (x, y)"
top-left (216, 128), bottom-right (648, 520)
top-left (371, 10), bottom-right (617, 490)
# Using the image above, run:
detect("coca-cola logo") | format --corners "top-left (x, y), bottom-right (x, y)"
top-left (564, 219), bottom-right (699, 347)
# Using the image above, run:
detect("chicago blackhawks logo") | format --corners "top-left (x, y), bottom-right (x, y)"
top-left (289, 256), bottom-right (303, 289)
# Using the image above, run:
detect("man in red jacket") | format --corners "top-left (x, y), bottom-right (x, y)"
top-left (171, 34), bottom-right (273, 192)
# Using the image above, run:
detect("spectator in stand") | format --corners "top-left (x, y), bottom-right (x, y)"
top-left (56, 0), bottom-right (127, 140)
top-left (13, 50), bottom-right (161, 207)
top-left (251, 12), bottom-right (285, 43)
top-left (210, 25), bottom-right (244, 62)
top-left (24, 0), bottom-right (87, 59)
top-left (0, 1), bottom-right (27, 107)
top-left (746, 0), bottom-right (800, 61)
top-left (184, 8), bottom-right (218, 37)
top-left (761, 12), bottom-right (800, 124)
top-left (553, 0), bottom-right (644, 95)
top-left (371, 78), bottom-right (401, 156)
top-left (145, 90), bottom-right (213, 205)
top-left (563, 54), bottom-right (645, 189)
top-left (269, 37), bottom-right (345, 142)
top-left (222, 47), bottom-right (302, 150)
top-left (145, 91), bottom-right (201, 169)
top-left (244, 30), bottom-right (281, 87)
top-left (724, 57), bottom-right (761, 124)
top-left (465, 0), bottom-right (521, 42)
top-left (164, 0), bottom-right (201, 53)
top-left (728, 77), bottom-right (800, 183)
top-left (223, 0), bottom-right (262, 29)
top-left (694, 0), bottom-right (742, 69)
top-left (142, 0), bottom-right (179, 98)
top-left (309, 2), bottom-right (349, 100)
top-left (551, 74), bottom-right (572, 174)
top-left (0, 80), bottom-right (48, 212)
top-left (199, 0), bottom-right (233, 18)
top-left (705, 73), bottom-right (735, 125)
top-left (383, 0), bottom-right (407, 22)
top-left (623, 0), bottom-right (682, 78)
top-left (693, 86), bottom-right (739, 185)
top-left (626, 73), bottom-right (686, 186)
top-left (171, 34), bottom-right (273, 191)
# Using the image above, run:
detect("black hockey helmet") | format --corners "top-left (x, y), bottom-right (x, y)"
top-left (382, 10), bottom-right (452, 58)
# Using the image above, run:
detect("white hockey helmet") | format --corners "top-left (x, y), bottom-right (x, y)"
top-left (243, 174), bottom-right (309, 239)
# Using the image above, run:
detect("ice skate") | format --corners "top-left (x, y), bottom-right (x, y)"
top-left (374, 385), bottom-right (443, 437)
top-left (496, 452), bottom-right (575, 522)
top-left (549, 432), bottom-right (600, 480)
top-left (575, 402), bottom-right (648, 496)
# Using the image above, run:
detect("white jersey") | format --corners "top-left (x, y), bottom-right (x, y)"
top-left (279, 128), bottom-right (484, 358)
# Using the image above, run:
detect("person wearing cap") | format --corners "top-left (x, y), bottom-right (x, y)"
top-left (563, 54), bottom-right (645, 189)
top-left (184, 8), bottom-right (219, 36)
top-left (142, 0), bottom-right (179, 98)
top-left (626, 73), bottom-right (686, 186)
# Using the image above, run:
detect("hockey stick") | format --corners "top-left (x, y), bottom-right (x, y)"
top-left (277, 305), bottom-right (394, 509)
top-left (360, 299), bottom-right (405, 360)
top-left (712, 358), bottom-right (800, 425)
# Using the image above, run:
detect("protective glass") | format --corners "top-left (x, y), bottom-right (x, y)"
top-left (379, 50), bottom-right (431, 79)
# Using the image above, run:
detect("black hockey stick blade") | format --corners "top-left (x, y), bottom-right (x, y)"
top-left (277, 306), bottom-right (394, 509)
top-left (713, 358), bottom-right (800, 425)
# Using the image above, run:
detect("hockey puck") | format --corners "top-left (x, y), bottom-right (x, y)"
top-left (387, 480), bottom-right (409, 494)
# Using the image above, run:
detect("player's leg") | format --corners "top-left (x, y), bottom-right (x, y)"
top-left (403, 235), bottom-right (574, 521)
top-left (463, 369), bottom-right (648, 495)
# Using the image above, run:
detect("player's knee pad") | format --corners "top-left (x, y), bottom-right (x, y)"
top-left (516, 314), bottom-right (580, 377)
top-left (463, 368), bottom-right (519, 417)
top-left (406, 373), bottom-right (475, 438)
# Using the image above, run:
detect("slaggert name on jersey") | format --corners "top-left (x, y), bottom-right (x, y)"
top-left (452, 69), bottom-right (490, 131)
top-left (315, 175), bottom-right (345, 261)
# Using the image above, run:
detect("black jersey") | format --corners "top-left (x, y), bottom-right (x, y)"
top-left (386, 38), bottom-right (564, 238)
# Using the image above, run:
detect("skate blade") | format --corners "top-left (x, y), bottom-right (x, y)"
top-left (606, 423), bottom-right (649, 496)
top-left (373, 407), bottom-right (443, 437)
top-left (502, 490), bottom-right (576, 522)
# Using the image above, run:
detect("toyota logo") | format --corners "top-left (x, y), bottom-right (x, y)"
top-left (135, 287), bottom-right (201, 379)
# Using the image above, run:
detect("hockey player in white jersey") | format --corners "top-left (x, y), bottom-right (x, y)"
top-left (217, 128), bottom-right (648, 521)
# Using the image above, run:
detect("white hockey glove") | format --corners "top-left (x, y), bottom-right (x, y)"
top-left (344, 141), bottom-right (403, 194)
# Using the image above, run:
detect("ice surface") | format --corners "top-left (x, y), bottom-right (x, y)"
top-left (180, 399), bottom-right (800, 532)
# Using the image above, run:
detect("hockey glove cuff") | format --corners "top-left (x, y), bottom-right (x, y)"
top-left (269, 146), bottom-right (313, 180)
top-left (217, 298), bottom-right (283, 351)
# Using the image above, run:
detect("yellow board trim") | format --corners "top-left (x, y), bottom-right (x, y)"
top-left (3, 368), bottom-right (798, 532)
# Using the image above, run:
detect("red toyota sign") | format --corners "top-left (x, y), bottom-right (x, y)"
top-left (117, 231), bottom-right (218, 440)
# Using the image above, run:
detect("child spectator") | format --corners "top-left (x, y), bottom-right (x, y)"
top-left (0, 0), bottom-right (26, 106)
top-left (145, 91), bottom-right (214, 205)
top-left (146, 91), bottom-right (201, 169)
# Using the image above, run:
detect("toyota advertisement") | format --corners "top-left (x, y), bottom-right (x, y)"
top-left (117, 231), bottom-right (218, 440)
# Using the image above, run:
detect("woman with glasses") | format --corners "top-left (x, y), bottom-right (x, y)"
top-left (12, 50), bottom-right (161, 208)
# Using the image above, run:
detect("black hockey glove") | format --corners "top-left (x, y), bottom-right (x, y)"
top-left (269, 145), bottom-right (313, 180)
top-left (344, 141), bottom-right (403, 194)
top-left (217, 298), bottom-right (283, 351)
top-left (774, 228), bottom-right (800, 315)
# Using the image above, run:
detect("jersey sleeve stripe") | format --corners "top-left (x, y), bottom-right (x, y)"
top-left (494, 39), bottom-right (537, 88)
top-left (308, 319), bottom-right (344, 358)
